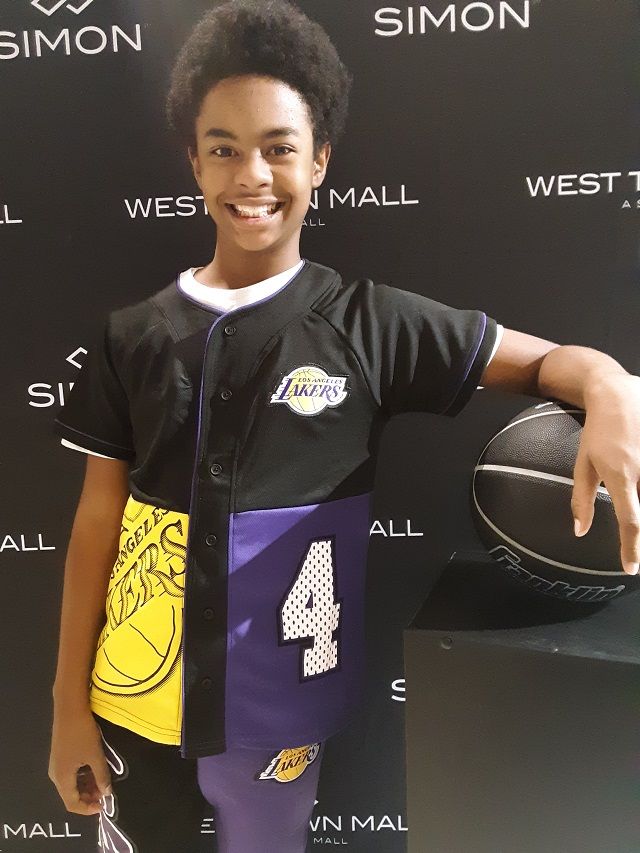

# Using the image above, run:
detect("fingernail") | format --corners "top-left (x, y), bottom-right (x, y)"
top-left (574, 519), bottom-right (586, 537)
top-left (627, 563), bottom-right (639, 575)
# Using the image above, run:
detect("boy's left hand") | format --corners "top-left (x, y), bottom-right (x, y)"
top-left (573, 373), bottom-right (640, 575)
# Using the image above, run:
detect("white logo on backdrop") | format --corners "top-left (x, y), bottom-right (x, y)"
top-left (0, 3), bottom-right (142, 59)
top-left (30, 0), bottom-right (96, 16)
top-left (200, 817), bottom-right (216, 835)
top-left (391, 678), bottom-right (406, 702)
top-left (375, 2), bottom-right (530, 37)
top-left (122, 186), bottom-right (419, 229)
top-left (0, 203), bottom-right (23, 224)
top-left (309, 805), bottom-right (408, 846)
top-left (2, 822), bottom-right (81, 839)
top-left (1, 533), bottom-right (55, 553)
top-left (526, 169), bottom-right (640, 210)
top-left (29, 347), bottom-right (86, 408)
top-left (370, 519), bottom-right (424, 537)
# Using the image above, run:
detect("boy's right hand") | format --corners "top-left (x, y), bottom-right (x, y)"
top-left (48, 708), bottom-right (113, 816)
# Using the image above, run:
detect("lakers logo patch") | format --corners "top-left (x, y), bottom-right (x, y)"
top-left (257, 744), bottom-right (321, 783)
top-left (269, 365), bottom-right (348, 416)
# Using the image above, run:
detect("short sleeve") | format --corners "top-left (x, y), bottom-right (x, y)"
top-left (372, 284), bottom-right (499, 418)
top-left (53, 313), bottom-right (135, 461)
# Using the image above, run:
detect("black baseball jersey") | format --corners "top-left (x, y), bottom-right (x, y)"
top-left (53, 258), bottom-right (499, 759)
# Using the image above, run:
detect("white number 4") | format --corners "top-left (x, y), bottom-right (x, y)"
top-left (280, 538), bottom-right (341, 680)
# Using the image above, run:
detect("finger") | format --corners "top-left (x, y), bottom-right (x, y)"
top-left (607, 479), bottom-right (640, 574)
top-left (62, 785), bottom-right (104, 816)
top-left (91, 763), bottom-right (113, 799)
top-left (571, 445), bottom-right (600, 536)
top-left (70, 767), bottom-right (104, 815)
top-left (51, 769), bottom-right (102, 816)
top-left (78, 762), bottom-right (111, 799)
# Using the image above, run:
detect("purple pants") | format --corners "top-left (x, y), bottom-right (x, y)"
top-left (94, 714), bottom-right (324, 853)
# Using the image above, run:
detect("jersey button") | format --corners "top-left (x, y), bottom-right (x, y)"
top-left (209, 463), bottom-right (222, 476)
top-left (223, 324), bottom-right (236, 336)
top-left (203, 608), bottom-right (214, 620)
top-left (220, 388), bottom-right (232, 400)
top-left (201, 677), bottom-right (213, 690)
top-left (205, 533), bottom-right (217, 546)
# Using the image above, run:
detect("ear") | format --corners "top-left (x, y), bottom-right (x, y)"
top-left (312, 142), bottom-right (332, 189)
top-left (188, 145), bottom-right (202, 190)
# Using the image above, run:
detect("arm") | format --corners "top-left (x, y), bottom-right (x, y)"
top-left (479, 326), bottom-right (560, 395)
top-left (479, 326), bottom-right (627, 402)
top-left (480, 327), bottom-right (640, 575)
top-left (52, 454), bottom-right (129, 712)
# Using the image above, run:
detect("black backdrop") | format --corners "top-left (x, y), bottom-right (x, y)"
top-left (1, 1), bottom-right (638, 849)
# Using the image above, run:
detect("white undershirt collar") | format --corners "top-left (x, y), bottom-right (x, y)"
top-left (178, 259), bottom-right (305, 313)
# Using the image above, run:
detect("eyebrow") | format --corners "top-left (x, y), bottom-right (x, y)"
top-left (203, 126), bottom-right (301, 140)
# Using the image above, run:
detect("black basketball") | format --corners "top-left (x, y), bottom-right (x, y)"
top-left (470, 400), bottom-right (640, 603)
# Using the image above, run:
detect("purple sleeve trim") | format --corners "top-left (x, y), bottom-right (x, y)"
top-left (53, 419), bottom-right (134, 461)
top-left (439, 312), bottom-right (487, 416)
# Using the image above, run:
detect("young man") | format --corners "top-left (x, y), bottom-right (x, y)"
top-left (48, 1), bottom-right (640, 851)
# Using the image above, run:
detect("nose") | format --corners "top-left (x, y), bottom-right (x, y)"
top-left (234, 149), bottom-right (273, 190)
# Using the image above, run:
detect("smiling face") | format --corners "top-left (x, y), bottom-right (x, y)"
top-left (188, 75), bottom-right (331, 279)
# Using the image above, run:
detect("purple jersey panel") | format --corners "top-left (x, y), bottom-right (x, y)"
top-left (226, 491), bottom-right (373, 748)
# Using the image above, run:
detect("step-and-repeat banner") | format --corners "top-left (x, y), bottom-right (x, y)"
top-left (2, 1), bottom-right (638, 850)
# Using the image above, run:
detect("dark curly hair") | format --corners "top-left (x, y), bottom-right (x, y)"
top-left (165, 0), bottom-right (353, 159)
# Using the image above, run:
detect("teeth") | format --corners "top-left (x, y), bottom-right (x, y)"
top-left (231, 203), bottom-right (280, 217)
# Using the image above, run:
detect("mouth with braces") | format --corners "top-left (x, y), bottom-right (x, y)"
top-left (226, 201), bottom-right (285, 219)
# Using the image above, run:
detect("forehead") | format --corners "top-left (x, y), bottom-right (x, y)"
top-left (195, 75), bottom-right (313, 138)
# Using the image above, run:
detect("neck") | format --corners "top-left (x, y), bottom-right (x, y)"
top-left (197, 244), bottom-right (302, 290)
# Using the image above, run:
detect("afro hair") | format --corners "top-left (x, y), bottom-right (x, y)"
top-left (165, 0), bottom-right (353, 159)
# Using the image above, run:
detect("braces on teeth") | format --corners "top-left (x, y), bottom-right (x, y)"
top-left (231, 203), bottom-right (280, 217)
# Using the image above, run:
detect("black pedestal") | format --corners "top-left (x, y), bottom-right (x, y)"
top-left (403, 550), bottom-right (640, 853)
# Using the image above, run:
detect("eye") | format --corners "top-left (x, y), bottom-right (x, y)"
top-left (209, 145), bottom-right (294, 158)
top-left (211, 147), bottom-right (234, 158)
